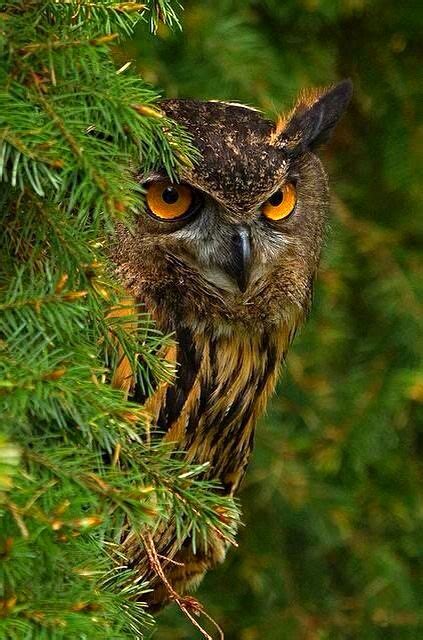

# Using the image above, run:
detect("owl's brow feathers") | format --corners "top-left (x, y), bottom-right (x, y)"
top-left (159, 99), bottom-right (289, 212)
top-left (159, 81), bottom-right (352, 213)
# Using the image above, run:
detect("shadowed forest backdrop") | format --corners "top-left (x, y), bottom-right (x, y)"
top-left (123, 2), bottom-right (422, 638)
top-left (0, 2), bottom-right (421, 640)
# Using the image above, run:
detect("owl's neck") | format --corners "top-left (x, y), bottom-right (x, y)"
top-left (145, 322), bottom-right (293, 495)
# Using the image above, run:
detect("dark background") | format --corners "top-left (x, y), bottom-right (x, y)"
top-left (126, 2), bottom-right (422, 637)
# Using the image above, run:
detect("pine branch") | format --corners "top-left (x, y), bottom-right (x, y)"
top-left (0, 2), bottom-right (238, 638)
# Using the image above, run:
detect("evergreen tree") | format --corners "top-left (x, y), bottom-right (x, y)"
top-left (0, 3), bottom-right (238, 638)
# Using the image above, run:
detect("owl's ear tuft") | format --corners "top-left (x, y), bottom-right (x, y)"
top-left (275, 79), bottom-right (353, 156)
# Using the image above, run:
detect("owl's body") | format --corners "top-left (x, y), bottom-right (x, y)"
top-left (112, 81), bottom-right (352, 607)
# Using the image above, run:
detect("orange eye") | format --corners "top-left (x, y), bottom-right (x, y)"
top-left (145, 180), bottom-right (194, 220)
top-left (262, 182), bottom-right (297, 221)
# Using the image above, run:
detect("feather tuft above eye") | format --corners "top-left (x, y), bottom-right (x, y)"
top-left (270, 79), bottom-right (353, 155)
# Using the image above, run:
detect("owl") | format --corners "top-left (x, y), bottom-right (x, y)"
top-left (111, 80), bottom-right (352, 609)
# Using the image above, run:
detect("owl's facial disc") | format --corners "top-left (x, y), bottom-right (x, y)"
top-left (142, 177), bottom-right (302, 295)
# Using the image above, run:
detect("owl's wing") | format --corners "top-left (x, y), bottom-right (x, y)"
top-left (108, 296), bottom-right (139, 396)
top-left (109, 296), bottom-right (177, 413)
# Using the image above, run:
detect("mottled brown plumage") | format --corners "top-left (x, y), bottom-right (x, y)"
top-left (111, 80), bottom-right (352, 608)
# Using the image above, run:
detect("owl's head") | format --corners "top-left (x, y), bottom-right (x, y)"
top-left (113, 81), bottom-right (352, 333)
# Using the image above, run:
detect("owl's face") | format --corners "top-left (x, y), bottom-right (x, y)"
top-left (113, 82), bottom-right (352, 333)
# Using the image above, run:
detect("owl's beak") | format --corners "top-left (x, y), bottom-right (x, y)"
top-left (228, 226), bottom-right (252, 293)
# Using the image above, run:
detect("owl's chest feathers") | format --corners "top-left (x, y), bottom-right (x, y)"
top-left (146, 323), bottom-right (292, 494)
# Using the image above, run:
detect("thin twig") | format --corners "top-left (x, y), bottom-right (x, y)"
top-left (157, 553), bottom-right (184, 567)
top-left (140, 531), bottom-right (224, 639)
top-left (7, 503), bottom-right (29, 539)
top-left (112, 442), bottom-right (121, 467)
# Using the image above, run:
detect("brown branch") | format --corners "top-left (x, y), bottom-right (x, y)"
top-left (0, 129), bottom-right (64, 169)
top-left (140, 531), bottom-right (224, 640)
top-left (7, 502), bottom-right (29, 538)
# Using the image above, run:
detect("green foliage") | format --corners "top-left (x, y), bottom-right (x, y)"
top-left (0, 2), bottom-right (238, 638)
top-left (2, 1), bottom-right (421, 638)
top-left (127, 1), bottom-right (422, 638)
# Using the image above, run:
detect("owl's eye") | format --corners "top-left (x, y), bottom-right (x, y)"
top-left (262, 182), bottom-right (297, 221)
top-left (145, 180), bottom-right (196, 221)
